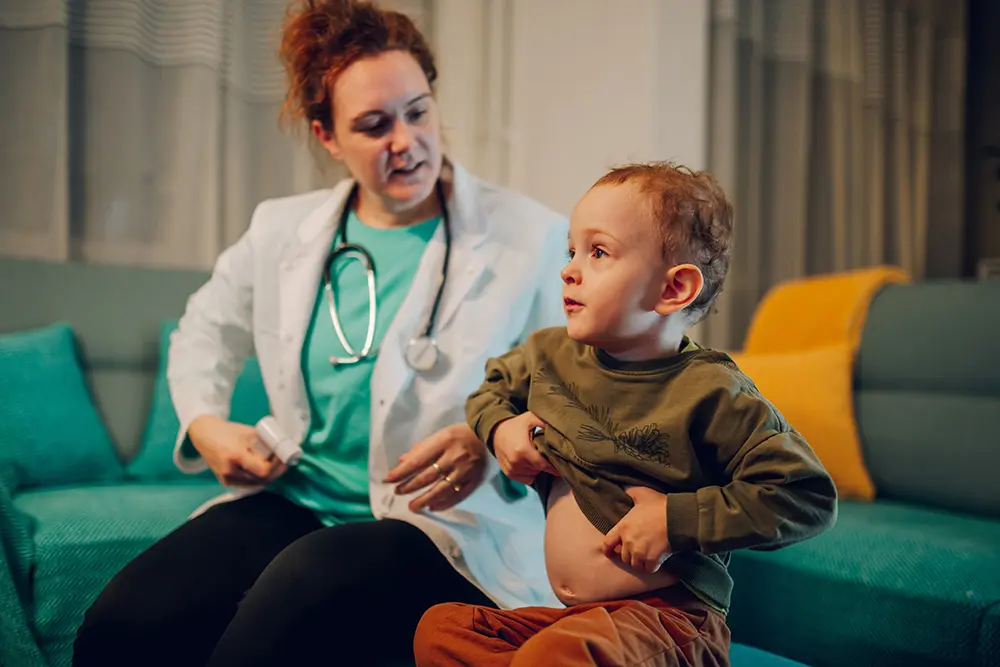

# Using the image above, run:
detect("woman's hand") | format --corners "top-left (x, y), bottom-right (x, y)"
top-left (188, 415), bottom-right (286, 488)
top-left (493, 412), bottom-right (559, 485)
top-left (385, 423), bottom-right (488, 513)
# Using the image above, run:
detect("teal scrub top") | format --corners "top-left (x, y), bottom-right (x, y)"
top-left (270, 210), bottom-right (440, 526)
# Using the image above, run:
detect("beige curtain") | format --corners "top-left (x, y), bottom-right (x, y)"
top-left (0, 0), bottom-right (428, 270)
top-left (702, 0), bottom-right (967, 351)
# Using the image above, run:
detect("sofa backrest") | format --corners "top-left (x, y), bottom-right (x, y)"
top-left (855, 280), bottom-right (1000, 518)
top-left (0, 258), bottom-right (209, 461)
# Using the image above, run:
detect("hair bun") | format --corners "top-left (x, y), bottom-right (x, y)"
top-left (279, 0), bottom-right (437, 132)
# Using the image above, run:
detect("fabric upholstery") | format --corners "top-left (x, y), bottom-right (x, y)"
top-left (727, 499), bottom-right (1000, 667)
top-left (856, 281), bottom-right (1000, 518)
top-left (0, 475), bottom-right (45, 666)
top-left (12, 482), bottom-right (222, 667)
top-left (729, 644), bottom-right (809, 667)
top-left (0, 258), bottom-right (211, 460)
top-left (0, 323), bottom-right (122, 490)
top-left (127, 320), bottom-right (271, 481)
top-left (729, 344), bottom-right (874, 500)
top-left (741, 266), bottom-right (909, 354)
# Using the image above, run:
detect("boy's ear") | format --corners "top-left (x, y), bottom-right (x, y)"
top-left (655, 264), bottom-right (704, 316)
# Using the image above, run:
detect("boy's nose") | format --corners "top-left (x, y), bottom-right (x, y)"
top-left (561, 264), bottom-right (579, 285)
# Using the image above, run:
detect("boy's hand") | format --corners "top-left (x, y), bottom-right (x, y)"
top-left (492, 412), bottom-right (560, 485)
top-left (603, 487), bottom-right (671, 573)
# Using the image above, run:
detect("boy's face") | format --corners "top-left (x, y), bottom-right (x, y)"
top-left (561, 183), bottom-right (671, 350)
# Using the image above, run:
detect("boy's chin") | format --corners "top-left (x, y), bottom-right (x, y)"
top-left (565, 322), bottom-right (603, 347)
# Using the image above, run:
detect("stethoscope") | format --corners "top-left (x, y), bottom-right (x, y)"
top-left (321, 180), bottom-right (450, 372)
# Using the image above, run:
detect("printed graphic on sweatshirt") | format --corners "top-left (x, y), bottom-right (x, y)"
top-left (536, 367), bottom-right (671, 466)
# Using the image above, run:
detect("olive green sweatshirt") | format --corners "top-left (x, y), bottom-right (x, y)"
top-left (466, 327), bottom-right (838, 612)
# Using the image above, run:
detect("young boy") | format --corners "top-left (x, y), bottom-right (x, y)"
top-left (413, 163), bottom-right (838, 667)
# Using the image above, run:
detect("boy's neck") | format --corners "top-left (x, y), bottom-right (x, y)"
top-left (597, 323), bottom-right (689, 363)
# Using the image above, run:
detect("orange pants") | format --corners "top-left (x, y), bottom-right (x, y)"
top-left (413, 585), bottom-right (731, 667)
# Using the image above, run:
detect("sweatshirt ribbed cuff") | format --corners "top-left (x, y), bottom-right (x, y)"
top-left (473, 406), bottom-right (519, 456)
top-left (666, 492), bottom-right (702, 553)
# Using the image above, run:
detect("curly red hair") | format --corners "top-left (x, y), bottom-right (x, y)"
top-left (278, 0), bottom-right (437, 133)
top-left (594, 162), bottom-right (734, 320)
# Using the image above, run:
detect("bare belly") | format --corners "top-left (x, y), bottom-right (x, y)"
top-left (544, 477), bottom-right (678, 606)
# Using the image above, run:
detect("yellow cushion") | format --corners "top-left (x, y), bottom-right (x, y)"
top-left (729, 344), bottom-right (875, 501)
top-left (743, 266), bottom-right (910, 355)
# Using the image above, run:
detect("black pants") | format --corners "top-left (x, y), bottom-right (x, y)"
top-left (73, 491), bottom-right (495, 666)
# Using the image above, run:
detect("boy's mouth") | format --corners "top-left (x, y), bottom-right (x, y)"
top-left (563, 297), bottom-right (583, 310)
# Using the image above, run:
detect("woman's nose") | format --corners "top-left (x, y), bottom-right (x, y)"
top-left (389, 120), bottom-right (414, 155)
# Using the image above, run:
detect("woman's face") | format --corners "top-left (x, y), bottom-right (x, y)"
top-left (314, 50), bottom-right (442, 214)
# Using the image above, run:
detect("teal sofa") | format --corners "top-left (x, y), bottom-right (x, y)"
top-left (726, 280), bottom-right (1000, 667)
top-left (2, 257), bottom-right (995, 667)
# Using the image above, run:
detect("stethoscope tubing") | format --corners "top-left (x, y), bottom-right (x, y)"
top-left (321, 180), bottom-right (450, 367)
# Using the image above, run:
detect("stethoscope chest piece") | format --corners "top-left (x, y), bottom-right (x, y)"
top-left (404, 335), bottom-right (439, 372)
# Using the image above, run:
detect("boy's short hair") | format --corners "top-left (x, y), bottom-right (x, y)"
top-left (593, 162), bottom-right (734, 322)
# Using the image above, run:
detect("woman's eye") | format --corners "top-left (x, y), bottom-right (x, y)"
top-left (360, 120), bottom-right (390, 137)
top-left (408, 109), bottom-right (427, 123)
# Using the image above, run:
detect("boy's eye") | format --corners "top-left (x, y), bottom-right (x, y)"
top-left (591, 246), bottom-right (607, 259)
top-left (567, 248), bottom-right (575, 259)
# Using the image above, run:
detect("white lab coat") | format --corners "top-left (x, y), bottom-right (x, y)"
top-left (166, 162), bottom-right (567, 610)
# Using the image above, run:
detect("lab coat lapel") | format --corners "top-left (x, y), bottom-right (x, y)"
top-left (371, 165), bottom-right (491, 443)
top-left (277, 180), bottom-right (353, 427)
top-left (430, 164), bottom-right (491, 333)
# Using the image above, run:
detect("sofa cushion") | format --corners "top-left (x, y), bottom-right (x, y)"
top-left (730, 644), bottom-right (808, 667)
top-left (127, 320), bottom-right (271, 481)
top-left (13, 481), bottom-right (222, 667)
top-left (727, 499), bottom-right (1000, 667)
top-left (856, 281), bottom-right (1000, 518)
top-left (742, 266), bottom-right (909, 354)
top-left (0, 258), bottom-right (215, 463)
top-left (0, 323), bottom-right (122, 490)
top-left (730, 344), bottom-right (875, 501)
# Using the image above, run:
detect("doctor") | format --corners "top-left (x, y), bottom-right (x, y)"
top-left (73, 1), bottom-right (566, 666)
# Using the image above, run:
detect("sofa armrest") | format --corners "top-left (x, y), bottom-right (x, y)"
top-left (0, 470), bottom-right (46, 666)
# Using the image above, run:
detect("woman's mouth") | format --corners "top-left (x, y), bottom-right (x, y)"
top-left (390, 161), bottom-right (425, 179)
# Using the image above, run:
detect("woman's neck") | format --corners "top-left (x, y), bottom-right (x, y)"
top-left (355, 185), bottom-right (441, 230)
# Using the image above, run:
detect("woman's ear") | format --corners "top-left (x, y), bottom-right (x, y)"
top-left (311, 120), bottom-right (342, 161)
top-left (654, 264), bottom-right (704, 316)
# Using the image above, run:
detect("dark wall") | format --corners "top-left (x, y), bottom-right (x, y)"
top-left (964, 0), bottom-right (1000, 277)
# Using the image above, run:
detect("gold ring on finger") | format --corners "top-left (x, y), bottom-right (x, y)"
top-left (443, 474), bottom-right (461, 494)
top-left (431, 461), bottom-right (444, 478)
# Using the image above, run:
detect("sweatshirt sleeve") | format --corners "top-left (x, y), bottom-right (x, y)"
top-left (666, 375), bottom-right (839, 555)
top-left (465, 343), bottom-right (533, 454)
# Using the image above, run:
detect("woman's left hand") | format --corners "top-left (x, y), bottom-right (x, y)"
top-left (384, 423), bottom-right (488, 512)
